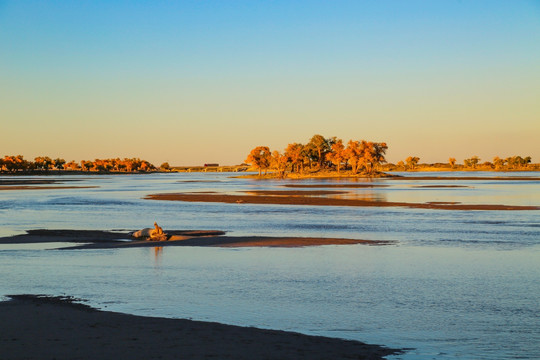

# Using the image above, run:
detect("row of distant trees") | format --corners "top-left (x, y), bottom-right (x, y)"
top-left (392, 155), bottom-right (533, 171)
top-left (0, 155), bottom-right (156, 173)
top-left (245, 134), bottom-right (388, 176)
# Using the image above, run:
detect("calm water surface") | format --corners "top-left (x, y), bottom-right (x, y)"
top-left (1, 172), bottom-right (539, 359)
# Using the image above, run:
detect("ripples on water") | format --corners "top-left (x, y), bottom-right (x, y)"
top-left (0, 172), bottom-right (539, 359)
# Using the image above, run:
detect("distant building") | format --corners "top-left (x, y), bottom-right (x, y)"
top-left (204, 163), bottom-right (219, 167)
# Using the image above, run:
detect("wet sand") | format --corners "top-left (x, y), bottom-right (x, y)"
top-left (145, 192), bottom-right (540, 211)
top-left (1, 295), bottom-right (400, 360)
top-left (0, 230), bottom-right (392, 249)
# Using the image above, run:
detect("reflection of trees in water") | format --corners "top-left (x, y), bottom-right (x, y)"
top-left (243, 189), bottom-right (387, 202)
top-left (328, 192), bottom-right (387, 202)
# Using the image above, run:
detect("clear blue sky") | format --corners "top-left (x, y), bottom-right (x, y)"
top-left (1, 1), bottom-right (539, 165)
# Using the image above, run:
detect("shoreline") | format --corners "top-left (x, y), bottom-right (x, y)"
top-left (0, 295), bottom-right (402, 360)
top-left (236, 172), bottom-right (540, 180)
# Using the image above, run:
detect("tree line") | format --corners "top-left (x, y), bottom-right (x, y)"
top-left (245, 134), bottom-right (388, 177)
top-left (392, 155), bottom-right (533, 171)
top-left (0, 155), bottom-right (157, 173)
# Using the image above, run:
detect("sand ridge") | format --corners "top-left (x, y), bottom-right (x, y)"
top-left (0, 230), bottom-right (393, 249)
top-left (145, 192), bottom-right (540, 211)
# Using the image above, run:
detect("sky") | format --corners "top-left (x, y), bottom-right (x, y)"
top-left (1, 0), bottom-right (539, 166)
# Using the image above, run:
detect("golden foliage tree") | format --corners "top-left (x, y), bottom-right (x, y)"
top-left (305, 134), bottom-right (333, 169)
top-left (245, 146), bottom-right (271, 176)
top-left (325, 139), bottom-right (346, 173)
top-left (405, 156), bottom-right (420, 170)
top-left (464, 156), bottom-right (480, 169)
top-left (344, 140), bottom-right (363, 174)
top-left (284, 143), bottom-right (306, 173)
top-left (271, 150), bottom-right (289, 178)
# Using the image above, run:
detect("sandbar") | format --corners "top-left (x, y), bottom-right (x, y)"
top-left (0, 185), bottom-right (98, 190)
top-left (246, 190), bottom-right (348, 196)
top-left (282, 184), bottom-right (389, 188)
top-left (0, 179), bottom-right (95, 190)
top-left (411, 185), bottom-right (469, 188)
top-left (0, 179), bottom-right (61, 185)
top-left (0, 230), bottom-right (392, 249)
top-left (0, 295), bottom-right (401, 360)
top-left (145, 192), bottom-right (540, 211)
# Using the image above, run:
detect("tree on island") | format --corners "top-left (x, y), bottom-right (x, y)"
top-left (506, 156), bottom-right (531, 169)
top-left (245, 146), bottom-right (271, 176)
top-left (0, 155), bottom-right (29, 172)
top-left (305, 134), bottom-right (334, 169)
top-left (344, 140), bottom-right (364, 174)
top-left (271, 151), bottom-right (289, 178)
top-left (370, 142), bottom-right (388, 174)
top-left (54, 158), bottom-right (66, 170)
top-left (160, 162), bottom-right (170, 171)
top-left (464, 156), bottom-right (480, 169)
top-left (64, 160), bottom-right (80, 170)
top-left (34, 157), bottom-right (54, 170)
top-left (493, 157), bottom-right (505, 170)
top-left (284, 143), bottom-right (306, 174)
top-left (325, 139), bottom-right (346, 173)
top-left (245, 134), bottom-right (388, 177)
top-left (405, 156), bottom-right (420, 170)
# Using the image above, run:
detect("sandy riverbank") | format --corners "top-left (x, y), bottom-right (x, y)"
top-left (0, 295), bottom-right (401, 360)
top-left (145, 192), bottom-right (540, 211)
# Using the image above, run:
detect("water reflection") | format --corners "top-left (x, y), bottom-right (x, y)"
top-left (152, 246), bottom-right (163, 266)
top-left (243, 189), bottom-right (388, 202)
top-left (327, 192), bottom-right (387, 202)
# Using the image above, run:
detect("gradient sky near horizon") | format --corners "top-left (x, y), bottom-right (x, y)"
top-left (1, 1), bottom-right (539, 166)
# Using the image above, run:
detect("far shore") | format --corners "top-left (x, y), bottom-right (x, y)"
top-left (237, 173), bottom-right (540, 181)
top-left (1, 295), bottom-right (401, 360)
top-left (1, 168), bottom-right (539, 179)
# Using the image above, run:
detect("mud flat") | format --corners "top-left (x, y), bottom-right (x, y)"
top-left (145, 192), bottom-right (540, 211)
